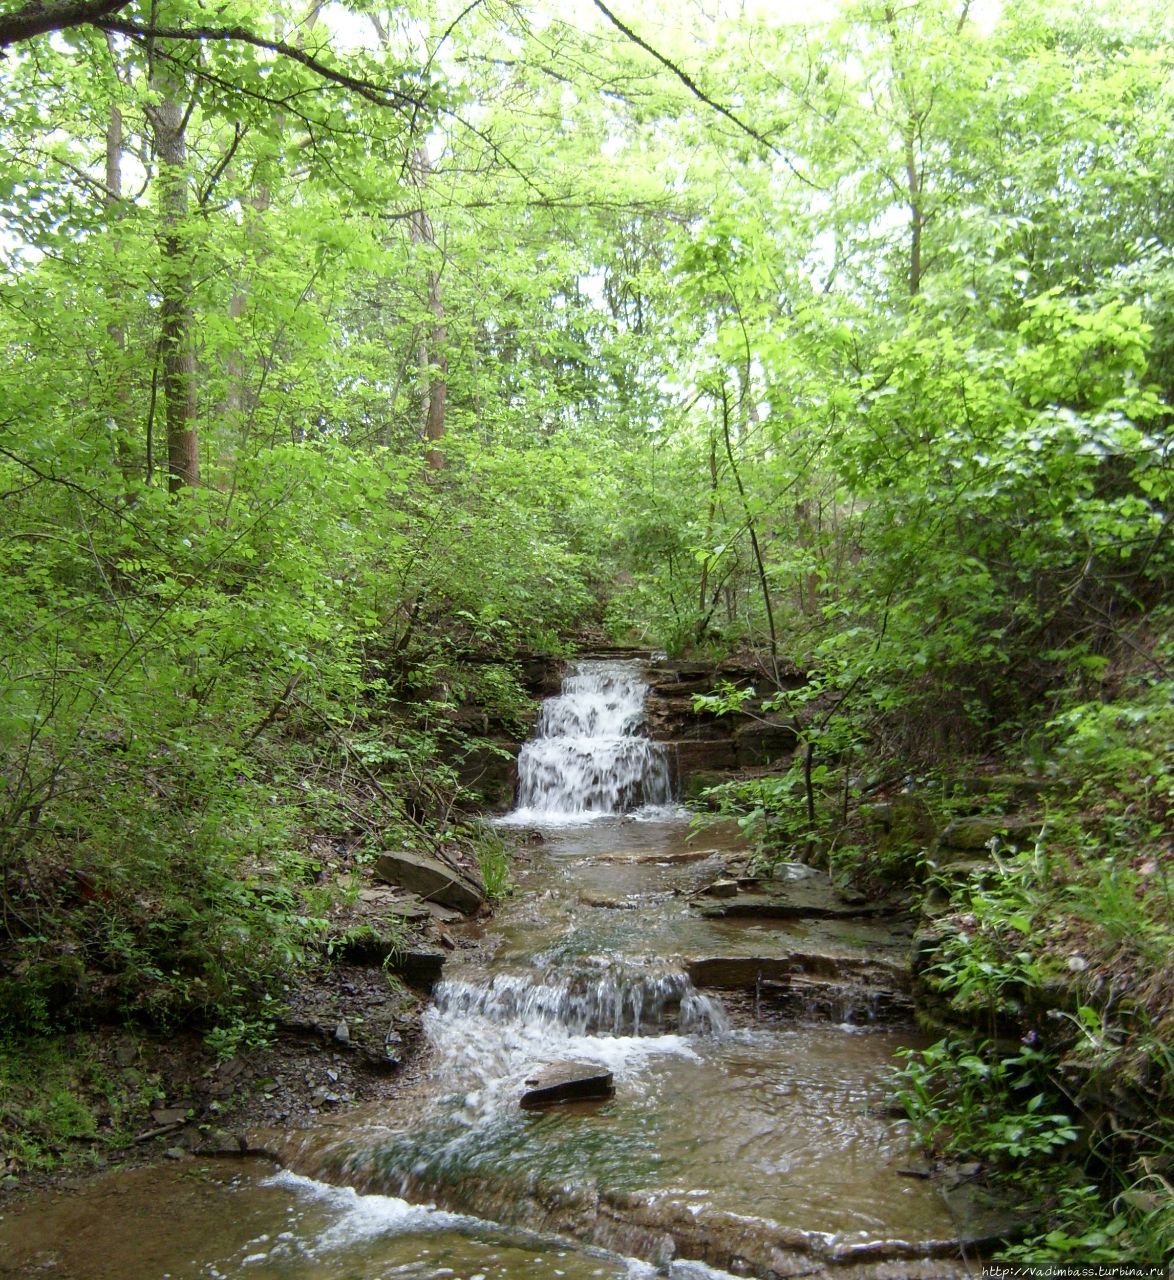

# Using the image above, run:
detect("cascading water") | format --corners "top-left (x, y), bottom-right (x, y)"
top-left (507, 659), bottom-right (673, 822)
top-left (433, 961), bottom-right (729, 1040)
top-left (404, 959), bottom-right (729, 1136)
top-left (10, 657), bottom-right (999, 1280)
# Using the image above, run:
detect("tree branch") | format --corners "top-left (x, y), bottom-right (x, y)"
top-left (96, 18), bottom-right (431, 115)
top-left (0, 0), bottom-right (129, 49)
top-left (590, 0), bottom-right (777, 154)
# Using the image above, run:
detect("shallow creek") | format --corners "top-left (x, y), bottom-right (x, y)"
top-left (0, 661), bottom-right (998, 1278)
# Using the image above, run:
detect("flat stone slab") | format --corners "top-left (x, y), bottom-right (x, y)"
top-left (372, 850), bottom-right (485, 914)
top-left (686, 948), bottom-right (912, 1025)
top-left (358, 886), bottom-right (431, 917)
top-left (695, 876), bottom-right (895, 920)
top-left (392, 948), bottom-right (447, 984)
top-left (686, 950), bottom-right (908, 990)
top-left (590, 847), bottom-right (719, 866)
top-left (733, 716), bottom-right (798, 765)
top-left (687, 956), bottom-right (790, 987)
top-left (334, 933), bottom-right (447, 985)
top-left (520, 1061), bottom-right (615, 1109)
top-left (357, 888), bottom-right (464, 924)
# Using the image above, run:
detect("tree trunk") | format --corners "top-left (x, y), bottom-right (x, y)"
top-left (696, 431), bottom-right (718, 641)
top-left (104, 92), bottom-right (134, 485)
top-left (410, 170), bottom-right (447, 471)
top-left (223, 187), bottom-right (270, 436)
top-left (422, 255), bottom-right (447, 469)
top-left (904, 118), bottom-right (922, 296)
top-left (368, 12), bottom-right (446, 469)
top-left (149, 65), bottom-right (199, 492)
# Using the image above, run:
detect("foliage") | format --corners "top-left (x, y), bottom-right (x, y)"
top-left (0, 1035), bottom-right (159, 1174)
top-left (0, 0), bottom-right (1170, 1249)
top-left (894, 1036), bottom-right (1078, 1164)
top-left (898, 801), bottom-right (1172, 1266)
top-left (469, 824), bottom-right (515, 901)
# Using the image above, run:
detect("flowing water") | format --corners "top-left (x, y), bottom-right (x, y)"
top-left (506, 661), bottom-right (674, 824)
top-left (0, 659), bottom-right (1001, 1278)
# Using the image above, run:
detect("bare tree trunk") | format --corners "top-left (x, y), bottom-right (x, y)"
top-left (795, 496), bottom-right (819, 615)
top-left (696, 431), bottom-right (718, 640)
top-left (422, 250), bottom-right (447, 469)
top-left (720, 382), bottom-right (779, 686)
top-left (223, 187), bottom-right (270, 433)
top-left (883, 6), bottom-right (925, 298)
top-left (368, 12), bottom-right (446, 468)
top-left (104, 89), bottom-right (135, 485)
top-left (149, 66), bottom-right (199, 492)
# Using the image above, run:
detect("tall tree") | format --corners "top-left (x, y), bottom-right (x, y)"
top-left (147, 41), bottom-right (199, 490)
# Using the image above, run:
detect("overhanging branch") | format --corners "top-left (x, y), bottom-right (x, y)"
top-left (0, 0), bottom-right (130, 49)
top-left (590, 0), bottom-right (776, 154)
top-left (96, 18), bottom-right (432, 114)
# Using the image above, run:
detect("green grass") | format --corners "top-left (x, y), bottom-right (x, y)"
top-left (0, 1035), bottom-right (158, 1177)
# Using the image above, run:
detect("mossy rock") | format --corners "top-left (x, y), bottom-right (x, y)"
top-left (937, 815), bottom-right (1044, 852)
top-left (680, 769), bottom-right (737, 802)
top-left (947, 774), bottom-right (1054, 801)
top-left (863, 796), bottom-right (937, 842)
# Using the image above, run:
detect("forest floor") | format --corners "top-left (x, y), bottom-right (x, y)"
top-left (0, 869), bottom-right (477, 1210)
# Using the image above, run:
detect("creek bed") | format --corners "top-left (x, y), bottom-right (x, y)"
top-left (0, 661), bottom-right (1007, 1279)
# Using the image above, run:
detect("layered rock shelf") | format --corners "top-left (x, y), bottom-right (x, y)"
top-left (643, 657), bottom-right (805, 784)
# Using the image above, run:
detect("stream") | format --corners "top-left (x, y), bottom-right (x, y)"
top-left (0, 659), bottom-right (1001, 1279)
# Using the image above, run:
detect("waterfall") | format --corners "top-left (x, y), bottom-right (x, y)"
top-left (433, 963), bottom-right (728, 1038)
top-left (506, 659), bottom-right (672, 822)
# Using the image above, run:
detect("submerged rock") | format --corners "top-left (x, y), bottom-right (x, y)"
top-left (520, 1061), bottom-right (615, 1109)
top-left (372, 850), bottom-right (485, 914)
top-left (591, 847), bottom-right (719, 865)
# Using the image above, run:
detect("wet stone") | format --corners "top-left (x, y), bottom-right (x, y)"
top-left (591, 847), bottom-right (719, 866)
top-left (372, 850), bottom-right (486, 914)
top-left (393, 948), bottom-right (448, 984)
top-left (695, 876), bottom-right (894, 920)
top-left (686, 957), bottom-right (791, 988)
top-left (579, 893), bottom-right (641, 909)
top-left (520, 1061), bottom-right (615, 1109)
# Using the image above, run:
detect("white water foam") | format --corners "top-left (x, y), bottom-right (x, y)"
top-left (433, 964), bottom-right (728, 1039)
top-left (261, 1169), bottom-right (472, 1251)
top-left (415, 965), bottom-right (729, 1127)
top-left (502, 660), bottom-right (672, 824)
top-left (253, 1170), bottom-right (659, 1276)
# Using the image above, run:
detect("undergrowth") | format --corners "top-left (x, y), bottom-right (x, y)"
top-left (690, 634), bottom-right (1172, 1266)
top-left (0, 1035), bottom-right (160, 1179)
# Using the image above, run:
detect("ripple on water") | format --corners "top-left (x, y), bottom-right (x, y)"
top-left (0, 1159), bottom-right (654, 1280)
